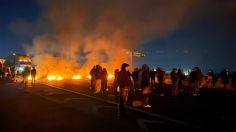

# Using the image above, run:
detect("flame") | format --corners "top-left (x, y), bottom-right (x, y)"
top-left (57, 76), bottom-right (63, 80)
top-left (108, 74), bottom-right (114, 79)
top-left (72, 75), bottom-right (82, 80)
top-left (47, 75), bottom-right (56, 80)
top-left (86, 75), bottom-right (91, 79)
top-left (28, 75), bottom-right (38, 80)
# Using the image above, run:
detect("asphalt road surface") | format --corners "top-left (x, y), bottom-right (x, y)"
top-left (0, 80), bottom-right (203, 132)
top-left (0, 79), bottom-right (235, 131)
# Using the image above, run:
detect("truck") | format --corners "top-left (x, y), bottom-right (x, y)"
top-left (4, 53), bottom-right (32, 75)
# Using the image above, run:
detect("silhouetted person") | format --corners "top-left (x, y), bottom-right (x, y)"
top-left (157, 67), bottom-right (165, 87)
top-left (1, 66), bottom-right (6, 80)
top-left (132, 68), bottom-right (139, 91)
top-left (90, 66), bottom-right (96, 93)
top-left (0, 62), bottom-right (2, 79)
top-left (94, 65), bottom-right (102, 94)
top-left (231, 72), bottom-right (236, 90)
top-left (189, 68), bottom-right (196, 95)
top-left (194, 67), bottom-right (202, 95)
top-left (220, 69), bottom-right (230, 89)
top-left (101, 68), bottom-right (108, 94)
top-left (149, 68), bottom-right (156, 89)
top-left (113, 69), bottom-right (120, 95)
top-left (141, 64), bottom-right (151, 108)
top-left (207, 70), bottom-right (216, 88)
top-left (22, 67), bottom-right (31, 88)
top-left (31, 66), bottom-right (37, 85)
top-left (171, 68), bottom-right (179, 96)
top-left (177, 69), bottom-right (186, 94)
top-left (117, 63), bottom-right (132, 116)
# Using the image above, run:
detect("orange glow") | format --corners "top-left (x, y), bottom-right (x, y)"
top-left (57, 76), bottom-right (63, 80)
top-left (32, 49), bottom-right (131, 81)
top-left (28, 75), bottom-right (38, 80)
top-left (47, 75), bottom-right (56, 80)
top-left (72, 75), bottom-right (82, 80)
top-left (86, 75), bottom-right (91, 79)
top-left (108, 74), bottom-right (114, 79)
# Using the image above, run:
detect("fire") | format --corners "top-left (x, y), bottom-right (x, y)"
top-left (28, 75), bottom-right (38, 80)
top-left (47, 75), bottom-right (56, 80)
top-left (72, 75), bottom-right (82, 80)
top-left (86, 75), bottom-right (91, 79)
top-left (108, 74), bottom-right (114, 79)
top-left (47, 75), bottom-right (63, 81)
top-left (57, 76), bottom-right (63, 80)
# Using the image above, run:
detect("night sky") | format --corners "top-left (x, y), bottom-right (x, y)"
top-left (0, 0), bottom-right (236, 73)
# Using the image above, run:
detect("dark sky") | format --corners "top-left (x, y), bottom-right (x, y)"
top-left (0, 0), bottom-right (236, 73)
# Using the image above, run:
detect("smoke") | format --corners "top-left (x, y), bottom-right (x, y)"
top-left (28, 0), bottom-right (206, 77)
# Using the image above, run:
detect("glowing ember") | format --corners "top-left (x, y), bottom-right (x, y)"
top-left (72, 75), bottom-right (82, 80)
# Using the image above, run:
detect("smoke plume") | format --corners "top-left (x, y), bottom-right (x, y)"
top-left (28, 0), bottom-right (206, 77)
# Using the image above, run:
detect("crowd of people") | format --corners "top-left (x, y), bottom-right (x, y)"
top-left (0, 62), bottom-right (13, 80)
top-left (0, 62), bottom-right (37, 87)
top-left (89, 65), bottom-right (109, 95)
top-left (89, 63), bottom-right (236, 115)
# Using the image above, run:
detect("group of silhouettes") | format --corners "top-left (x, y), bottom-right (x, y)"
top-left (89, 63), bottom-right (236, 116)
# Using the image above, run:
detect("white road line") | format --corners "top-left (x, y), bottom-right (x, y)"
top-left (40, 82), bottom-right (205, 131)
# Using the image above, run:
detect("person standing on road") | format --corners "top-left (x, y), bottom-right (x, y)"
top-left (22, 67), bottom-right (31, 88)
top-left (157, 67), bottom-right (165, 87)
top-left (94, 65), bottom-right (102, 95)
top-left (0, 62), bottom-right (3, 79)
top-left (90, 66), bottom-right (96, 93)
top-left (117, 63), bottom-right (132, 116)
top-left (101, 68), bottom-right (108, 94)
top-left (194, 67), bottom-right (202, 96)
top-left (150, 68), bottom-right (156, 89)
top-left (113, 69), bottom-right (120, 95)
top-left (177, 69), bottom-right (186, 95)
top-left (171, 68), bottom-right (179, 96)
top-left (141, 64), bottom-right (152, 108)
top-left (220, 69), bottom-right (230, 89)
top-left (231, 71), bottom-right (236, 90)
top-left (131, 68), bottom-right (139, 91)
top-left (31, 66), bottom-right (37, 85)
